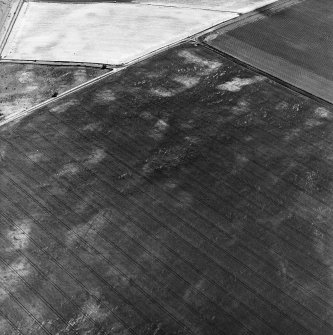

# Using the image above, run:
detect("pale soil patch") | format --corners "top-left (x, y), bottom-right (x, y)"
top-left (217, 75), bottom-right (265, 92)
top-left (178, 49), bottom-right (222, 75)
top-left (85, 148), bottom-right (106, 165)
top-left (6, 219), bottom-right (32, 250)
top-left (315, 107), bottom-right (333, 120)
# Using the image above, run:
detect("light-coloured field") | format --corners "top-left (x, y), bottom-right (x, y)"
top-left (0, 63), bottom-right (107, 120)
top-left (2, 2), bottom-right (236, 65)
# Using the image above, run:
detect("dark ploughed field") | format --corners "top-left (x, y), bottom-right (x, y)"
top-left (205, 0), bottom-right (333, 104)
top-left (0, 42), bottom-right (332, 334)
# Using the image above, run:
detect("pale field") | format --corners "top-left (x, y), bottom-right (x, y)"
top-left (2, 2), bottom-right (237, 65)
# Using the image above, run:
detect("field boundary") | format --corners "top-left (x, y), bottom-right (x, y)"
top-left (195, 0), bottom-right (303, 42)
top-left (0, 0), bottom-right (25, 55)
top-left (0, 0), bottom-right (306, 128)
